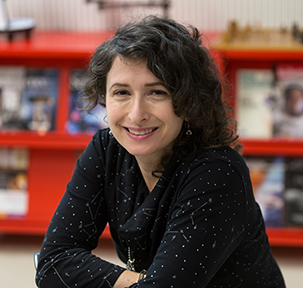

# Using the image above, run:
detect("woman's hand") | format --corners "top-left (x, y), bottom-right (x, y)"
top-left (113, 270), bottom-right (140, 288)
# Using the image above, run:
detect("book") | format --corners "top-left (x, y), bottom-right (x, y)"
top-left (272, 63), bottom-right (303, 138)
top-left (20, 68), bottom-right (59, 132)
top-left (245, 156), bottom-right (285, 227)
top-left (284, 157), bottom-right (303, 227)
top-left (0, 147), bottom-right (28, 170)
top-left (0, 147), bottom-right (29, 218)
top-left (67, 69), bottom-right (108, 133)
top-left (236, 69), bottom-right (275, 138)
top-left (0, 66), bottom-right (26, 129)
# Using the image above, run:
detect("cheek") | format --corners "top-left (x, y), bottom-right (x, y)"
top-left (105, 104), bottom-right (117, 127)
top-left (166, 114), bottom-right (184, 135)
top-left (106, 100), bottom-right (119, 117)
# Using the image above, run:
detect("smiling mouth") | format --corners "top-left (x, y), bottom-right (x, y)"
top-left (127, 128), bottom-right (158, 135)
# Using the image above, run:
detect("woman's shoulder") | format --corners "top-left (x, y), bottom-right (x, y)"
top-left (208, 146), bottom-right (246, 165)
top-left (189, 146), bottom-right (244, 163)
top-left (187, 146), bottom-right (249, 176)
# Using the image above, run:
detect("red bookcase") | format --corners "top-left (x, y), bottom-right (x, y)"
top-left (0, 31), bottom-right (115, 238)
top-left (216, 44), bottom-right (303, 247)
top-left (1, 31), bottom-right (303, 246)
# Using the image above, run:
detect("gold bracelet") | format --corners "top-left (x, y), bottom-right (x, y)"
top-left (136, 269), bottom-right (147, 283)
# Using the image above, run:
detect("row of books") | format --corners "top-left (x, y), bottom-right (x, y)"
top-left (246, 156), bottom-right (303, 228)
top-left (0, 148), bottom-right (84, 219)
top-left (237, 63), bottom-right (303, 138)
top-left (0, 146), bottom-right (302, 227)
top-left (1, 64), bottom-right (303, 137)
top-left (0, 148), bottom-right (29, 219)
top-left (0, 67), bottom-right (57, 132)
top-left (0, 67), bottom-right (108, 134)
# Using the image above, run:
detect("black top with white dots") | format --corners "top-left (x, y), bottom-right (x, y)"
top-left (36, 128), bottom-right (285, 288)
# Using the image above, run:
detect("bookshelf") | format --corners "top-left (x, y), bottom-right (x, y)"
top-left (1, 31), bottom-right (303, 246)
top-left (0, 31), bottom-right (112, 238)
top-left (215, 43), bottom-right (303, 248)
top-left (241, 139), bottom-right (303, 157)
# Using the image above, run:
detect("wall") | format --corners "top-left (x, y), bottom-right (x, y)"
top-left (5, 0), bottom-right (303, 31)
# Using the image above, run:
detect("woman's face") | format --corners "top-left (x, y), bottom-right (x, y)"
top-left (106, 56), bottom-right (184, 162)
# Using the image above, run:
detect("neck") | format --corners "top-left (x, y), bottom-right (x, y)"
top-left (135, 155), bottom-right (162, 193)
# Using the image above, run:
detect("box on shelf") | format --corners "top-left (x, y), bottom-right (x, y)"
top-left (21, 68), bottom-right (58, 132)
top-left (0, 66), bottom-right (26, 130)
top-left (236, 69), bottom-right (275, 138)
top-left (272, 63), bottom-right (303, 138)
top-left (284, 157), bottom-right (303, 227)
top-left (0, 66), bottom-right (59, 132)
top-left (67, 69), bottom-right (108, 133)
top-left (237, 64), bottom-right (303, 139)
top-left (245, 156), bottom-right (285, 227)
top-left (0, 147), bottom-right (29, 219)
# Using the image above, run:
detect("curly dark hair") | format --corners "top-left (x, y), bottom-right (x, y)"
top-left (82, 16), bottom-right (242, 168)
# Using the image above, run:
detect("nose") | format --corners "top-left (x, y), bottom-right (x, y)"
top-left (128, 96), bottom-right (148, 123)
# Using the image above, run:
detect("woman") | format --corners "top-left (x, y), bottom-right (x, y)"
top-left (36, 16), bottom-right (285, 287)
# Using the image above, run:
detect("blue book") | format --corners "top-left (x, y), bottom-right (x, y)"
top-left (245, 156), bottom-right (285, 227)
top-left (20, 68), bottom-right (59, 131)
top-left (67, 69), bottom-right (108, 134)
top-left (284, 157), bottom-right (303, 227)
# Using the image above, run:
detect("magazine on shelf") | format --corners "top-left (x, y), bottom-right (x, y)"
top-left (67, 69), bottom-right (108, 133)
top-left (0, 66), bottom-right (26, 130)
top-left (245, 156), bottom-right (285, 227)
top-left (0, 148), bottom-right (29, 218)
top-left (236, 69), bottom-right (275, 138)
top-left (20, 68), bottom-right (59, 132)
top-left (284, 157), bottom-right (303, 227)
top-left (272, 63), bottom-right (303, 138)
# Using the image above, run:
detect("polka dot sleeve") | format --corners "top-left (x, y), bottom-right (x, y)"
top-left (35, 130), bottom-right (125, 288)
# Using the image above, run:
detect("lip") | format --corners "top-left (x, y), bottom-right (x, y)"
top-left (123, 126), bottom-right (159, 140)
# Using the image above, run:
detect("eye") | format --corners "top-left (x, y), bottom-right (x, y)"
top-left (149, 90), bottom-right (169, 98)
top-left (113, 90), bottom-right (130, 97)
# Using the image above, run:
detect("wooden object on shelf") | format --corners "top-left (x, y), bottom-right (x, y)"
top-left (214, 20), bottom-right (303, 51)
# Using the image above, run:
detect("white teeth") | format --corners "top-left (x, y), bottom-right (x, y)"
top-left (128, 128), bottom-right (154, 135)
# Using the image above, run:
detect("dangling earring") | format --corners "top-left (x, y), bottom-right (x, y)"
top-left (109, 130), bottom-right (113, 136)
top-left (186, 122), bottom-right (192, 137)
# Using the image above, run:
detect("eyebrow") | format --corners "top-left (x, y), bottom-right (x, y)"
top-left (109, 82), bottom-right (166, 91)
top-left (144, 82), bottom-right (165, 87)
